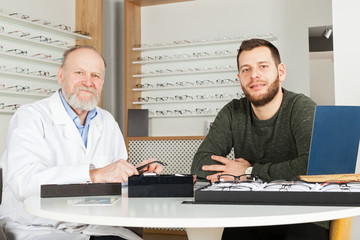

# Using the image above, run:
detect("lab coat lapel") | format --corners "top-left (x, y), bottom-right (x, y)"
top-left (87, 110), bottom-right (102, 155)
top-left (49, 91), bottom-right (86, 151)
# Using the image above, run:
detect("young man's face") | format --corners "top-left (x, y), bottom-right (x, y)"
top-left (57, 48), bottom-right (105, 111)
top-left (237, 46), bottom-right (285, 107)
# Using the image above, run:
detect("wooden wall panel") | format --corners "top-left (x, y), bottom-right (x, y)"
top-left (75, 0), bottom-right (104, 107)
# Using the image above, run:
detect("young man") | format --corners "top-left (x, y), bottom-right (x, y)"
top-left (191, 39), bottom-right (328, 240)
top-left (0, 46), bottom-right (162, 240)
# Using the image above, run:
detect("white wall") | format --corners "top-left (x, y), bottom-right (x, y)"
top-left (139, 0), bottom-right (332, 136)
top-left (0, 0), bottom-right (75, 155)
top-left (309, 51), bottom-right (335, 105)
top-left (332, 1), bottom-right (360, 239)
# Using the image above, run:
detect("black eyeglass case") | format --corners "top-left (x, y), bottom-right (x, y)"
top-left (193, 184), bottom-right (360, 206)
top-left (128, 174), bottom-right (194, 198)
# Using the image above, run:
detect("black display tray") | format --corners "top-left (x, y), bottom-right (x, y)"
top-left (194, 184), bottom-right (360, 206)
top-left (41, 183), bottom-right (122, 198)
top-left (128, 174), bottom-right (194, 198)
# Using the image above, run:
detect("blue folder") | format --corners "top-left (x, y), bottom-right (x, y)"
top-left (307, 106), bottom-right (360, 175)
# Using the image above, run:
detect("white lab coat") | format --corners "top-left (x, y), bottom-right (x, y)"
top-left (0, 91), bottom-right (142, 240)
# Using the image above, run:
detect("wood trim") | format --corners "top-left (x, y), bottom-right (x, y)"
top-left (330, 217), bottom-right (353, 240)
top-left (75, 0), bottom-right (104, 107)
top-left (124, 0), bottom-right (142, 138)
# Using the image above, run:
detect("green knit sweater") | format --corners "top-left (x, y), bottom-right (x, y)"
top-left (191, 88), bottom-right (316, 182)
top-left (191, 89), bottom-right (330, 230)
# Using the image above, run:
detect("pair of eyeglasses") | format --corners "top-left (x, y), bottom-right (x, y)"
top-left (1, 104), bottom-right (21, 110)
top-left (28, 70), bottom-right (50, 77)
top-left (9, 12), bottom-right (29, 19)
top-left (215, 93), bottom-right (232, 99)
top-left (217, 174), bottom-right (261, 184)
top-left (176, 81), bottom-right (193, 87)
top-left (157, 83), bottom-right (174, 88)
top-left (30, 36), bottom-right (52, 43)
top-left (196, 80), bottom-right (214, 86)
top-left (6, 67), bottom-right (29, 74)
top-left (136, 160), bottom-right (167, 174)
top-left (319, 181), bottom-right (360, 192)
top-left (136, 83), bottom-right (154, 88)
top-left (54, 24), bottom-right (71, 31)
top-left (8, 31), bottom-right (30, 37)
top-left (32, 19), bottom-right (51, 25)
top-left (216, 79), bottom-right (237, 85)
top-left (49, 40), bottom-right (68, 46)
top-left (155, 97), bottom-right (174, 102)
top-left (73, 30), bottom-right (90, 36)
top-left (156, 110), bottom-right (173, 115)
top-left (174, 109), bottom-right (192, 115)
top-left (32, 53), bottom-right (52, 59)
top-left (175, 95), bottom-right (193, 101)
top-left (5, 85), bottom-right (30, 92)
top-left (29, 88), bottom-right (54, 94)
top-left (196, 94), bottom-right (213, 100)
top-left (263, 180), bottom-right (314, 192)
top-left (5, 49), bottom-right (27, 55)
top-left (196, 108), bottom-right (211, 114)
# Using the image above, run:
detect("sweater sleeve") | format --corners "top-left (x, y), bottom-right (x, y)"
top-left (252, 95), bottom-right (316, 181)
top-left (191, 102), bottom-right (235, 179)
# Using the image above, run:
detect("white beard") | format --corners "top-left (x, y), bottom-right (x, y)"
top-left (62, 85), bottom-right (99, 111)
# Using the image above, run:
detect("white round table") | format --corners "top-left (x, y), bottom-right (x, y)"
top-left (24, 194), bottom-right (360, 240)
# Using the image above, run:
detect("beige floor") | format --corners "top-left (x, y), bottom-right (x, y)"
top-left (143, 232), bottom-right (188, 240)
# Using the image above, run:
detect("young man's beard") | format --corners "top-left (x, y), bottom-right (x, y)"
top-left (62, 85), bottom-right (100, 111)
top-left (241, 77), bottom-right (280, 107)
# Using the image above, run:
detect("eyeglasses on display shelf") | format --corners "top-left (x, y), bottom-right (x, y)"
top-left (31, 19), bottom-right (51, 25)
top-left (5, 48), bottom-right (27, 55)
top-left (175, 95), bottom-right (193, 101)
top-left (196, 95), bottom-right (213, 100)
top-left (0, 103), bottom-right (21, 111)
top-left (195, 108), bottom-right (211, 114)
top-left (175, 81), bottom-right (193, 87)
top-left (136, 83), bottom-right (154, 89)
top-left (28, 70), bottom-right (50, 77)
top-left (5, 85), bottom-right (30, 92)
top-left (174, 109), bottom-right (192, 115)
top-left (73, 30), bottom-right (90, 36)
top-left (53, 24), bottom-right (71, 32)
top-left (156, 83), bottom-right (174, 88)
top-left (32, 53), bottom-right (52, 59)
top-left (30, 35), bottom-right (52, 43)
top-left (155, 96), bottom-right (174, 102)
top-left (156, 110), bottom-right (173, 116)
top-left (7, 30), bottom-right (30, 37)
top-left (9, 12), bottom-right (29, 19)
top-left (5, 67), bottom-right (29, 74)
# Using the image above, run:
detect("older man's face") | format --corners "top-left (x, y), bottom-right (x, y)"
top-left (57, 48), bottom-right (105, 111)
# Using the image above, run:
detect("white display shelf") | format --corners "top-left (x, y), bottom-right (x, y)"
top-left (133, 98), bottom-right (232, 105)
top-left (0, 12), bottom-right (91, 40)
top-left (0, 51), bottom-right (61, 66)
top-left (133, 53), bottom-right (237, 65)
top-left (133, 68), bottom-right (237, 78)
top-left (0, 109), bottom-right (16, 114)
top-left (132, 34), bottom-right (277, 51)
top-left (149, 113), bottom-right (216, 118)
top-left (0, 90), bottom-right (50, 98)
top-left (0, 32), bottom-right (69, 51)
top-left (133, 83), bottom-right (239, 92)
top-left (0, 70), bottom-right (57, 82)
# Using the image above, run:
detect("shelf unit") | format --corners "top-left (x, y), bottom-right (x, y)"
top-left (123, 0), bottom-right (277, 139)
